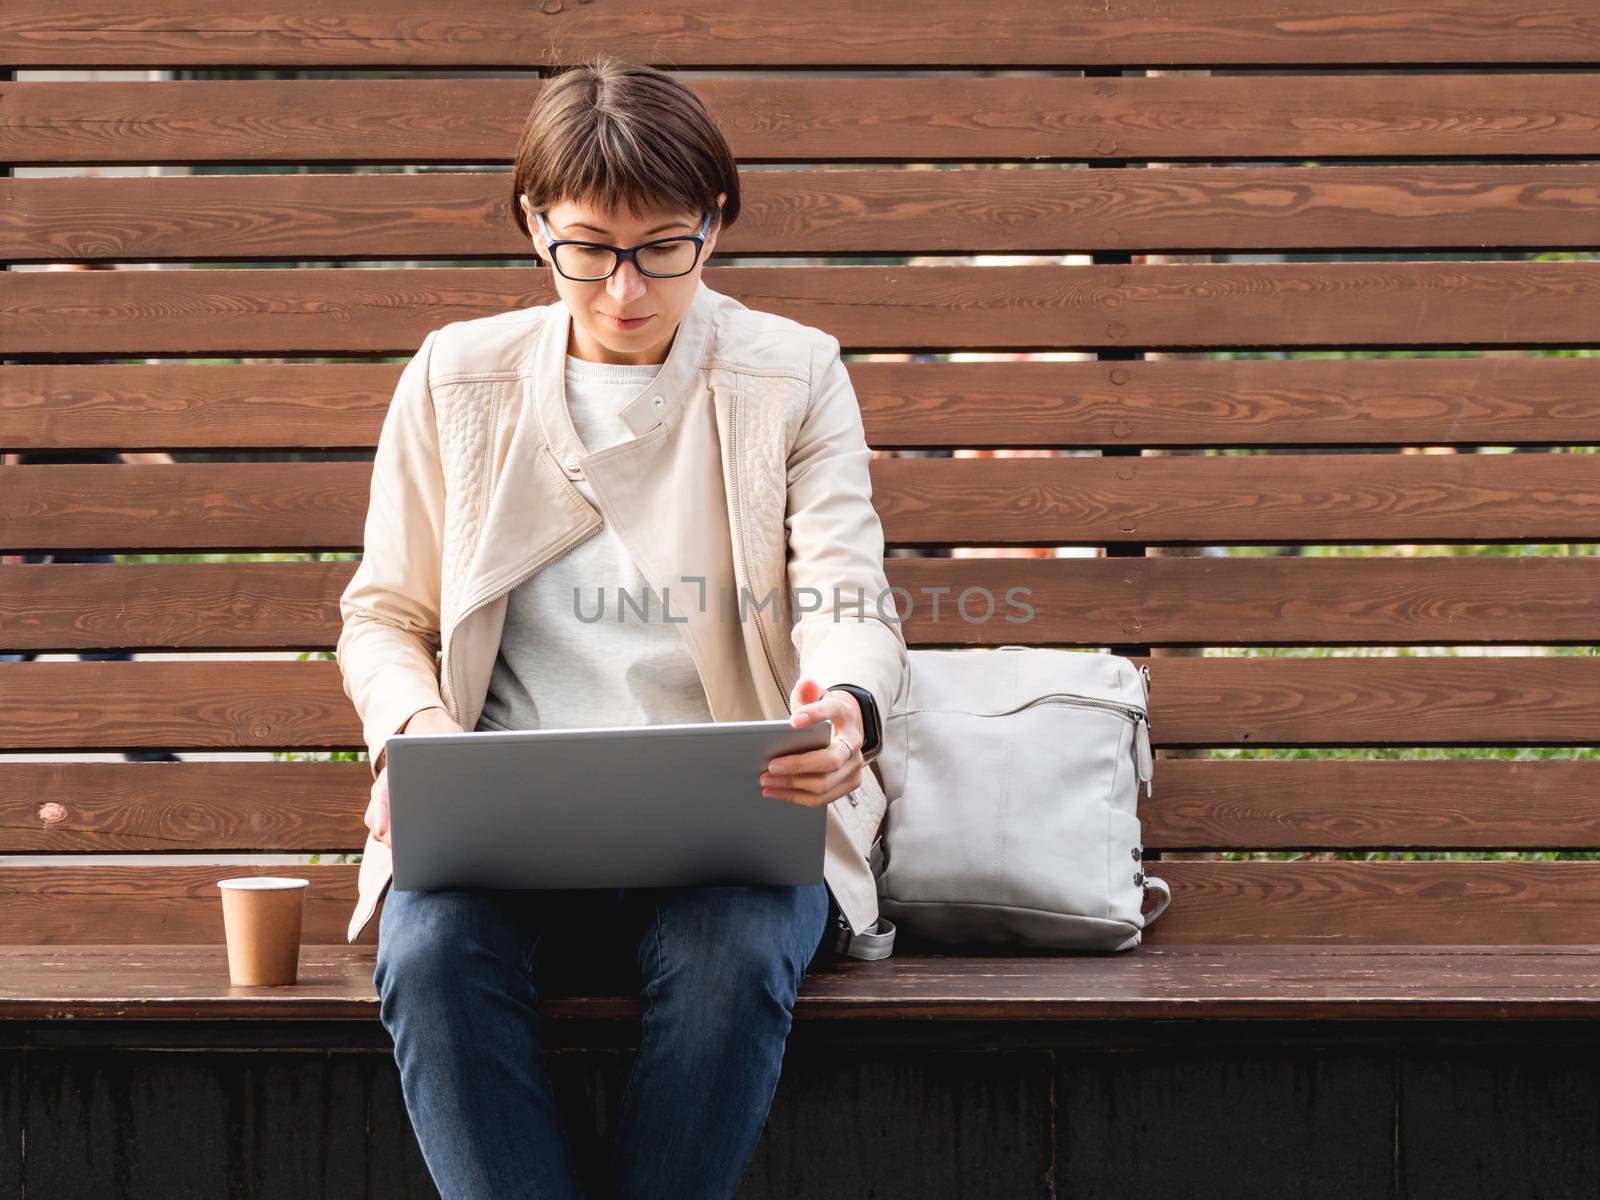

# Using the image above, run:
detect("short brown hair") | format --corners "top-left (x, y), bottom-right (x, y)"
top-left (509, 57), bottom-right (740, 253)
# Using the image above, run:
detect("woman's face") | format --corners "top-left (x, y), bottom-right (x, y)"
top-left (520, 192), bottom-right (725, 367)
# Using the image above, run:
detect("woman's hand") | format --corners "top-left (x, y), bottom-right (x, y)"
top-left (365, 706), bottom-right (462, 847)
top-left (760, 678), bottom-right (865, 809)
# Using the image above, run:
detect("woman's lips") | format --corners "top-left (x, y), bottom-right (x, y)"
top-left (603, 313), bottom-right (653, 330)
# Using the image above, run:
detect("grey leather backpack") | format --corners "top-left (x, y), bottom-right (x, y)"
top-left (870, 645), bottom-right (1172, 953)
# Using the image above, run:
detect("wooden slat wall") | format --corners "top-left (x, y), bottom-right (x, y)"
top-left (8, 357), bottom-right (1600, 449)
top-left (7, 262), bottom-right (1600, 357)
top-left (7, 557), bottom-right (1600, 649)
top-left (10, 167), bottom-right (1600, 263)
top-left (3, 2), bottom-right (1597, 946)
top-left (6, 1), bottom-right (1600, 69)
top-left (6, 76), bottom-right (1600, 166)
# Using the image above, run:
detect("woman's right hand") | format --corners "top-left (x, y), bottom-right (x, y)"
top-left (366, 706), bottom-right (462, 847)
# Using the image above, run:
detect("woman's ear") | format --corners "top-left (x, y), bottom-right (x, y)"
top-left (707, 191), bottom-right (728, 252)
top-left (519, 195), bottom-right (548, 264)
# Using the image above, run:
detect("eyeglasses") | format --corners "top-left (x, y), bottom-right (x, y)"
top-left (533, 210), bottom-right (713, 281)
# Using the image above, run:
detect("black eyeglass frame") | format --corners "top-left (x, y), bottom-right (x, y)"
top-left (532, 209), bottom-right (714, 281)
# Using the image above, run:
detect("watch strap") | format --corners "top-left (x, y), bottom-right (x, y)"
top-left (825, 683), bottom-right (882, 762)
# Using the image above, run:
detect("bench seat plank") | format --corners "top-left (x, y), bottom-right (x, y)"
top-left (1, 944), bottom-right (1596, 1022)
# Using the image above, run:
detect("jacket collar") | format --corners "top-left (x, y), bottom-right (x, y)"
top-left (532, 278), bottom-right (719, 465)
top-left (452, 279), bottom-right (719, 624)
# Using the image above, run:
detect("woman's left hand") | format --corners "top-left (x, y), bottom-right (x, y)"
top-left (760, 677), bottom-right (864, 808)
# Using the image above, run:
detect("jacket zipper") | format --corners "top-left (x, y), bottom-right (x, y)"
top-left (440, 520), bottom-right (605, 720)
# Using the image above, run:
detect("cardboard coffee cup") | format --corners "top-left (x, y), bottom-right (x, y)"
top-left (217, 876), bottom-right (309, 986)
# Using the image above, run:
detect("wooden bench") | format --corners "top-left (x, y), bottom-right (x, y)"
top-left (4, 5), bottom-right (1599, 1197)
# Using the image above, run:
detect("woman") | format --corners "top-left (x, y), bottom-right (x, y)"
top-left (342, 58), bottom-right (906, 1199)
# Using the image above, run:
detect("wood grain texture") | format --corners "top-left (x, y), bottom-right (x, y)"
top-left (11, 855), bottom-right (1599, 947)
top-left (2, 943), bottom-right (1599, 1018)
top-left (7, 555), bottom-right (1600, 652)
top-left (11, 165), bottom-right (1600, 262)
top-left (9, 262), bottom-right (1600, 357)
top-left (5, 17), bottom-right (1599, 1027)
top-left (9, 356), bottom-right (1600, 451)
top-left (5, 758), bottom-right (1600, 855)
top-left (3, 655), bottom-right (1596, 751)
top-left (5, 1), bottom-right (1598, 69)
top-left (6, 453), bottom-right (1599, 551)
top-left (6, 75), bottom-right (1600, 166)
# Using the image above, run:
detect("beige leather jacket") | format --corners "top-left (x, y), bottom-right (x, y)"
top-left (336, 280), bottom-right (908, 947)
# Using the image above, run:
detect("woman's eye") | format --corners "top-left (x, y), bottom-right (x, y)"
top-left (639, 240), bottom-right (697, 273)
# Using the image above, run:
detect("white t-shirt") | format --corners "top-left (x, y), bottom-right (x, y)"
top-left (474, 354), bottom-right (714, 733)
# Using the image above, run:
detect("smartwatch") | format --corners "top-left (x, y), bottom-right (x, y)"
top-left (825, 683), bottom-right (882, 765)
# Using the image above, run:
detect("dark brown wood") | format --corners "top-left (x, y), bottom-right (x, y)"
top-left (1, 943), bottom-right (1598, 1020)
top-left (1, 363), bottom-right (398, 451)
top-left (883, 555), bottom-right (1600, 647)
top-left (10, 355), bottom-right (1600, 452)
top-left (869, 452), bottom-right (1600, 547)
top-left (5, 1), bottom-right (1596, 69)
top-left (3, 19), bottom-right (1597, 1063)
top-left (1141, 758), bottom-right (1600, 851)
top-left (7, 75), bottom-right (1600, 166)
top-left (6, 758), bottom-right (1600, 856)
top-left (1144, 862), bottom-right (1600, 946)
top-left (0, 761), bottom-right (366, 853)
top-left (7, 452), bottom-right (1600, 553)
top-left (9, 262), bottom-right (1600, 358)
top-left (4, 655), bottom-right (1597, 752)
top-left (2, 859), bottom-right (1599, 947)
top-left (0, 865), bottom-right (377, 946)
top-left (12, 165), bottom-right (1600, 263)
top-left (8, 555), bottom-right (1600, 652)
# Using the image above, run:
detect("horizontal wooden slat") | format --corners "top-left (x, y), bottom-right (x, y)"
top-left (1, 363), bottom-right (396, 450)
top-left (870, 451), bottom-right (1600, 547)
top-left (12, 165), bottom-right (1600, 263)
top-left (6, 453), bottom-right (1598, 552)
top-left (1144, 759), bottom-right (1600, 852)
top-left (0, 761), bottom-right (363, 853)
top-left (1, 861), bottom-right (1597, 947)
top-left (3, 943), bottom-right (1600, 1021)
top-left (0, 865), bottom-right (376, 945)
top-left (7, 758), bottom-right (1599, 855)
top-left (7, 262), bottom-right (1600, 358)
top-left (883, 556), bottom-right (1600, 647)
top-left (3, 561), bottom-right (353, 649)
top-left (9, 356), bottom-right (1600, 451)
top-left (6, 2), bottom-right (1599, 70)
top-left (2, 462), bottom-right (365, 551)
top-left (1, 655), bottom-right (1596, 751)
top-left (0, 661), bottom-right (368, 754)
top-left (7, 75), bottom-right (1600, 166)
top-left (1144, 861), bottom-right (1600, 945)
top-left (7, 557), bottom-right (1600, 652)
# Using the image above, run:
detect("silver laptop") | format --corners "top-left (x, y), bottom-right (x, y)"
top-left (384, 717), bottom-right (833, 892)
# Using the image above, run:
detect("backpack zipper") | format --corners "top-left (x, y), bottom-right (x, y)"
top-left (889, 689), bottom-right (1154, 798)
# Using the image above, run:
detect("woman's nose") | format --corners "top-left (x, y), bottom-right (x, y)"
top-left (608, 259), bottom-right (648, 299)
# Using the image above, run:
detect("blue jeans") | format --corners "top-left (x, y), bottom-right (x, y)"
top-left (374, 880), bottom-right (833, 1200)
